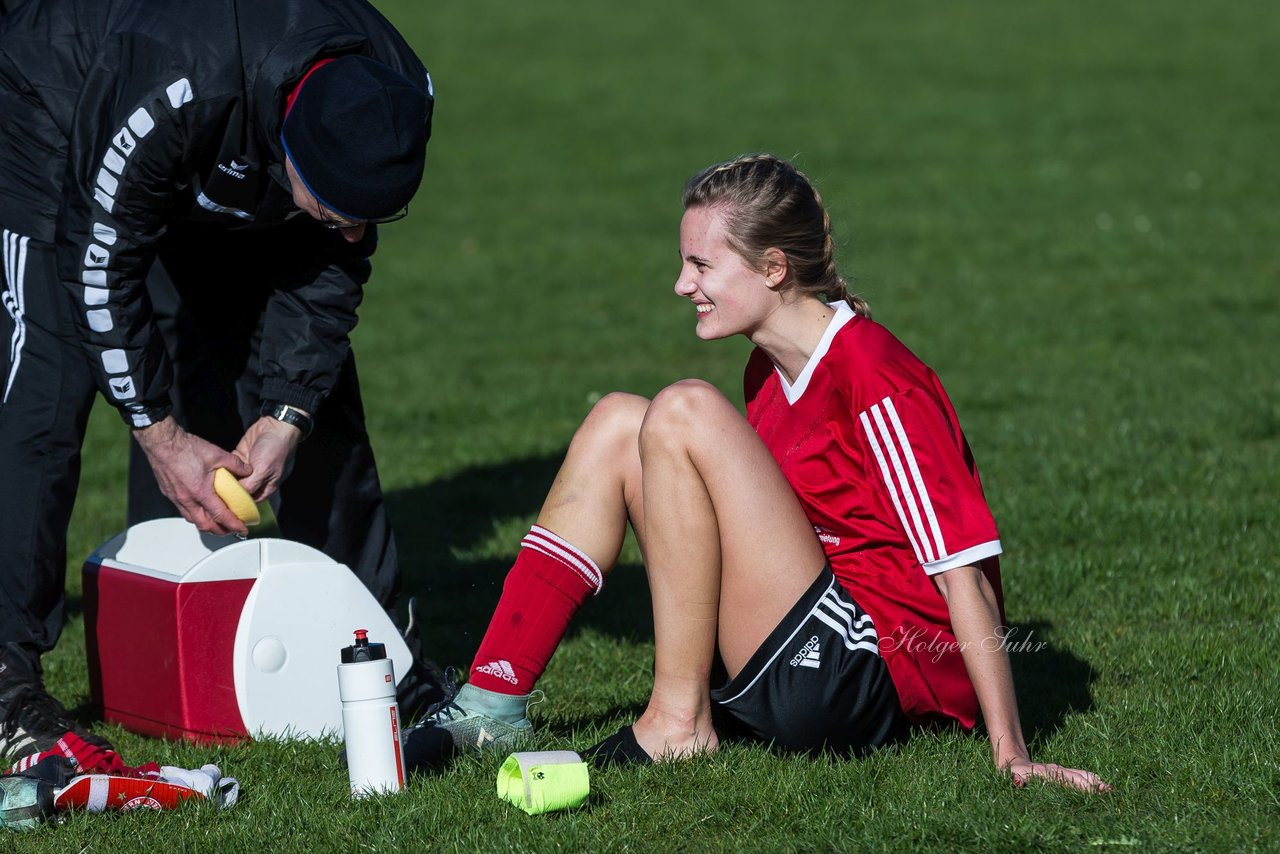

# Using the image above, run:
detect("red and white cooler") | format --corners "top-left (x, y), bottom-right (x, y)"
top-left (82, 518), bottom-right (412, 745)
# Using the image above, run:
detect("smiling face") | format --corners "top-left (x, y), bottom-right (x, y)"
top-left (674, 205), bottom-right (783, 341)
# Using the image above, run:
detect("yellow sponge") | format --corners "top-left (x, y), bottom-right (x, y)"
top-left (213, 467), bottom-right (260, 526)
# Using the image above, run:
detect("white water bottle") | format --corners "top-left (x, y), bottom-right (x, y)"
top-left (337, 629), bottom-right (405, 797)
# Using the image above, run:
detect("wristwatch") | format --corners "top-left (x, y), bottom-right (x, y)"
top-left (261, 401), bottom-right (314, 440)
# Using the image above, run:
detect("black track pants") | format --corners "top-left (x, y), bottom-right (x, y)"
top-left (0, 228), bottom-right (97, 653)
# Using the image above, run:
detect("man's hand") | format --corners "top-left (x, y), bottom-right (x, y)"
top-left (132, 416), bottom-right (253, 536)
top-left (234, 415), bottom-right (306, 502)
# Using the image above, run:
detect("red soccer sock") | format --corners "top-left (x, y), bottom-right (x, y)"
top-left (7, 731), bottom-right (160, 778)
top-left (467, 525), bottom-right (603, 695)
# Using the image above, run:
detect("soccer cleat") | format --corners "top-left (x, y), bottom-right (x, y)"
top-left (0, 775), bottom-right (55, 831)
top-left (401, 672), bottom-right (537, 772)
top-left (0, 647), bottom-right (114, 762)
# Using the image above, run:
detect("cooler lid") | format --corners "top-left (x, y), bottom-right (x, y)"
top-left (232, 543), bottom-right (412, 739)
top-left (89, 518), bottom-right (240, 581)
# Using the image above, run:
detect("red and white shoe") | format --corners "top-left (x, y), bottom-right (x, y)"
top-left (54, 774), bottom-right (202, 813)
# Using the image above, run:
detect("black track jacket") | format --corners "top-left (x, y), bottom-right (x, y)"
top-left (0, 0), bottom-right (433, 425)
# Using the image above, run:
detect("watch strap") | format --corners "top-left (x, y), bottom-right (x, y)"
top-left (261, 401), bottom-right (314, 439)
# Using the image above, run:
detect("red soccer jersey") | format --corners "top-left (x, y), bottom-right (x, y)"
top-left (744, 301), bottom-right (1005, 728)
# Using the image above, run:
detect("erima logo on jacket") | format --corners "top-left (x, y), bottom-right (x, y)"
top-left (199, 154), bottom-right (259, 220)
top-left (216, 159), bottom-right (249, 180)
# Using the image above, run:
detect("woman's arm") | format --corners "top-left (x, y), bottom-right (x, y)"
top-left (935, 565), bottom-right (1110, 792)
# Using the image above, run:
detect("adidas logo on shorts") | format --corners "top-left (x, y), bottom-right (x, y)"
top-left (789, 636), bottom-right (821, 669)
top-left (476, 659), bottom-right (520, 685)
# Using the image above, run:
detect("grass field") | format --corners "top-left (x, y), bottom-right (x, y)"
top-left (11, 0), bottom-right (1279, 850)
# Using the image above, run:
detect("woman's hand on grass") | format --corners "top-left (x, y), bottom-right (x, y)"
top-left (1006, 758), bottom-right (1111, 793)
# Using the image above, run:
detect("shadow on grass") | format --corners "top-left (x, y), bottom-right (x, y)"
top-left (1003, 620), bottom-right (1099, 741)
top-left (386, 450), bottom-right (655, 669)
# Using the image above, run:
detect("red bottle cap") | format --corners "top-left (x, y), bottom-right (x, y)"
top-left (341, 629), bottom-right (386, 663)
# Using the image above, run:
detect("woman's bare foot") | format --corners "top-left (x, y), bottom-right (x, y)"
top-left (630, 704), bottom-right (719, 761)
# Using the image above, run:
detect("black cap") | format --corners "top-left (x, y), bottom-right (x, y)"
top-left (282, 55), bottom-right (431, 220)
top-left (340, 628), bottom-right (388, 663)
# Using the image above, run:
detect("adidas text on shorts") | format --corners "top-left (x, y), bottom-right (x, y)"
top-left (710, 565), bottom-right (905, 756)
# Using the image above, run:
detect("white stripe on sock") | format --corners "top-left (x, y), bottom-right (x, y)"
top-left (523, 525), bottom-right (603, 592)
top-left (526, 525), bottom-right (602, 588)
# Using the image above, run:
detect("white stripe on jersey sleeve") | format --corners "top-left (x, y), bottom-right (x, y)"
top-left (922, 540), bottom-right (1003, 576)
top-left (859, 408), bottom-right (927, 564)
top-left (868, 402), bottom-right (936, 563)
top-left (883, 397), bottom-right (948, 559)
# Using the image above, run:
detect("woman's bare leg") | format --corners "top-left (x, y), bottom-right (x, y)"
top-left (533, 392), bottom-right (649, 571)
top-left (455, 393), bottom-right (649, 700)
top-left (629, 379), bottom-right (827, 759)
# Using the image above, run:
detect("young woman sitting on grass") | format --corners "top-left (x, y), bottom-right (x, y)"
top-left (406, 153), bottom-right (1109, 791)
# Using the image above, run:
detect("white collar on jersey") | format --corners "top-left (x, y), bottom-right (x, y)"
top-left (776, 299), bottom-right (857, 404)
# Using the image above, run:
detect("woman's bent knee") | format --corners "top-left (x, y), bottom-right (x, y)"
top-left (640, 379), bottom-right (736, 446)
top-left (576, 391), bottom-right (649, 447)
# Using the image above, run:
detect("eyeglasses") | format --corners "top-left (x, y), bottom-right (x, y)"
top-left (318, 204), bottom-right (409, 230)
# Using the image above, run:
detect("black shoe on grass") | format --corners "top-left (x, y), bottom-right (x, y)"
top-left (0, 646), bottom-right (113, 762)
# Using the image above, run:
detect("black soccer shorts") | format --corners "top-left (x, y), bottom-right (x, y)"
top-left (710, 564), bottom-right (906, 756)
